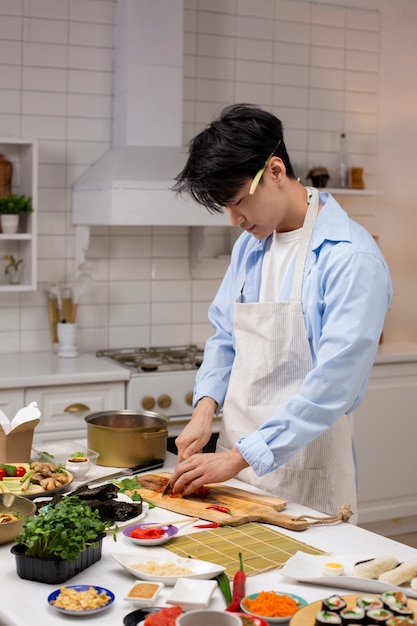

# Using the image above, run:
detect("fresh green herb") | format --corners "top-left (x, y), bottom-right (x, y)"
top-left (0, 463), bottom-right (18, 476)
top-left (16, 496), bottom-right (107, 560)
top-left (36, 451), bottom-right (55, 463)
top-left (114, 476), bottom-right (154, 507)
top-left (71, 452), bottom-right (86, 458)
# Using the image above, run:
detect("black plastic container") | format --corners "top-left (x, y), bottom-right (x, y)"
top-left (11, 533), bottom-right (105, 584)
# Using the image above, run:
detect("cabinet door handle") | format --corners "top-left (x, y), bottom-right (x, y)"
top-left (64, 402), bottom-right (90, 413)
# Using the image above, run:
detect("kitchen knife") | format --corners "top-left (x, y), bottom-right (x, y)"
top-left (68, 458), bottom-right (165, 492)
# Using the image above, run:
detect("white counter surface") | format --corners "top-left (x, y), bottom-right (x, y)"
top-left (0, 352), bottom-right (130, 389)
top-left (1, 452), bottom-right (417, 626)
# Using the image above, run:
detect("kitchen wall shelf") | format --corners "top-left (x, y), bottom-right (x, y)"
top-left (0, 138), bottom-right (38, 291)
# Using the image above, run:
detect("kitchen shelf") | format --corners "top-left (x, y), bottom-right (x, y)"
top-left (319, 188), bottom-right (383, 196)
top-left (0, 138), bottom-right (38, 291)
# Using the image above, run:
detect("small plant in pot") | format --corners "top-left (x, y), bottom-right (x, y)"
top-left (11, 496), bottom-right (108, 584)
top-left (0, 193), bottom-right (33, 233)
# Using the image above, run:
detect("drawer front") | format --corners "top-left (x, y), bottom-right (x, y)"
top-left (25, 382), bottom-right (125, 434)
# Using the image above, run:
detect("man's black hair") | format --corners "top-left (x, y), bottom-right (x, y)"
top-left (173, 103), bottom-right (296, 213)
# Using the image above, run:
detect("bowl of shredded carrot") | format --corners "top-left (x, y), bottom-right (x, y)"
top-left (240, 591), bottom-right (307, 624)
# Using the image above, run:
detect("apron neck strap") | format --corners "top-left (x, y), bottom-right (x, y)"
top-left (290, 186), bottom-right (319, 301)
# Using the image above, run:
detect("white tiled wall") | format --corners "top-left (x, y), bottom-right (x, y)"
top-left (0, 0), bottom-right (380, 354)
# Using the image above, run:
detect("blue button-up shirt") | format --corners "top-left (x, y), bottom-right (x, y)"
top-left (194, 192), bottom-right (393, 476)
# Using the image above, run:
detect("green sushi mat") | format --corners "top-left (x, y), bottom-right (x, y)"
top-left (164, 522), bottom-right (326, 578)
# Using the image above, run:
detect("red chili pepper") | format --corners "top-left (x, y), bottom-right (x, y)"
top-left (225, 552), bottom-right (246, 613)
top-left (206, 505), bottom-right (232, 515)
top-left (193, 522), bottom-right (221, 529)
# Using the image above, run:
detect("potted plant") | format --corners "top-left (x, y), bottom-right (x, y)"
top-left (0, 193), bottom-right (33, 233)
top-left (11, 496), bottom-right (108, 584)
top-left (2, 254), bottom-right (23, 284)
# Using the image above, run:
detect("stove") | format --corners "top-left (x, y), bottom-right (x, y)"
top-left (96, 345), bottom-right (222, 440)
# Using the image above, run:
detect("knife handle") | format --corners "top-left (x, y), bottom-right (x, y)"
top-left (128, 459), bottom-right (165, 475)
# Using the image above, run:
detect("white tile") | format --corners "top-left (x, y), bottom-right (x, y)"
top-left (237, 0), bottom-right (273, 19)
top-left (347, 28), bottom-right (380, 53)
top-left (66, 140), bottom-right (109, 165)
top-left (311, 3), bottom-right (345, 28)
top-left (308, 108), bottom-right (344, 131)
top-left (38, 187), bottom-right (67, 212)
top-left (346, 49), bottom-right (379, 72)
top-left (0, 308), bottom-right (19, 329)
top-left (236, 59), bottom-right (273, 84)
top-left (109, 280), bottom-right (151, 304)
top-left (68, 45), bottom-right (113, 71)
top-left (346, 70), bottom-right (378, 93)
top-left (38, 163), bottom-right (67, 188)
top-left (152, 302), bottom-right (191, 325)
top-left (311, 45), bottom-right (344, 69)
top-left (22, 66), bottom-right (67, 91)
top-left (347, 8), bottom-right (380, 32)
top-left (0, 331), bottom-right (19, 353)
top-left (110, 302), bottom-right (150, 326)
top-left (272, 84), bottom-right (309, 108)
top-left (345, 90), bottom-right (378, 114)
top-left (38, 235), bottom-right (67, 259)
top-left (196, 55), bottom-right (235, 81)
top-left (274, 19), bottom-right (310, 44)
top-left (38, 211), bottom-right (67, 235)
top-left (22, 91), bottom-right (67, 116)
top-left (309, 87), bottom-right (344, 111)
top-left (67, 117), bottom-right (112, 142)
top-left (109, 326), bottom-right (151, 349)
top-left (0, 90), bottom-right (20, 114)
top-left (110, 258), bottom-right (151, 281)
top-left (21, 115), bottom-right (67, 140)
top-left (68, 93), bottom-right (112, 118)
top-left (23, 42), bottom-right (68, 67)
top-left (197, 0), bottom-right (237, 15)
top-left (152, 234), bottom-right (190, 258)
top-left (192, 300), bottom-right (210, 323)
top-left (24, 0), bottom-right (69, 20)
top-left (311, 24), bottom-right (344, 49)
top-left (0, 40), bottom-right (22, 64)
top-left (0, 15), bottom-right (22, 39)
top-left (274, 41), bottom-right (309, 66)
top-left (23, 16), bottom-right (68, 43)
top-left (234, 81), bottom-right (273, 107)
top-left (151, 258), bottom-right (190, 281)
top-left (192, 279), bottom-right (221, 301)
top-left (150, 324), bottom-right (191, 347)
top-left (0, 0), bottom-right (23, 16)
top-left (70, 0), bottom-right (114, 24)
top-left (309, 68), bottom-right (344, 91)
top-left (0, 65), bottom-right (21, 89)
top-left (69, 21), bottom-right (113, 48)
top-left (110, 235), bottom-right (152, 258)
top-left (236, 37), bottom-right (273, 62)
top-left (152, 280), bottom-right (192, 303)
top-left (196, 78), bottom-right (234, 102)
top-left (273, 62), bottom-right (309, 87)
top-left (21, 305), bottom-right (48, 330)
top-left (274, 0), bottom-right (311, 23)
top-left (237, 15), bottom-right (274, 40)
top-left (197, 11), bottom-right (237, 37)
top-left (197, 33), bottom-right (235, 58)
top-left (68, 69), bottom-right (114, 95)
top-left (191, 322), bottom-right (212, 346)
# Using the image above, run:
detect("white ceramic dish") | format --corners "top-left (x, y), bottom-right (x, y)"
top-left (47, 585), bottom-right (115, 615)
top-left (123, 581), bottom-right (164, 608)
top-left (107, 496), bottom-right (149, 531)
top-left (241, 592), bottom-right (307, 625)
top-left (111, 553), bottom-right (226, 586)
top-left (166, 577), bottom-right (218, 608)
top-left (122, 523), bottom-right (179, 546)
top-left (280, 551), bottom-right (417, 599)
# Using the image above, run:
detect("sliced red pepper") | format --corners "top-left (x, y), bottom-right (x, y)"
top-left (225, 552), bottom-right (246, 612)
top-left (193, 522), bottom-right (221, 528)
top-left (206, 504), bottom-right (232, 515)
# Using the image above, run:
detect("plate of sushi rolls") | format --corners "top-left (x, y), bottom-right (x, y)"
top-left (280, 552), bottom-right (417, 599)
top-left (289, 592), bottom-right (417, 625)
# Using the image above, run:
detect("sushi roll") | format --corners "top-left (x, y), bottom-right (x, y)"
top-left (366, 608), bottom-right (394, 624)
top-left (352, 557), bottom-right (399, 580)
top-left (386, 617), bottom-right (415, 626)
top-left (322, 595), bottom-right (347, 613)
top-left (339, 607), bottom-right (366, 624)
top-left (381, 591), bottom-right (408, 612)
top-left (315, 610), bottom-right (342, 625)
top-left (357, 596), bottom-right (384, 611)
top-left (379, 560), bottom-right (417, 587)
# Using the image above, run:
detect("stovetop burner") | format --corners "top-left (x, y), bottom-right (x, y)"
top-left (96, 345), bottom-right (204, 373)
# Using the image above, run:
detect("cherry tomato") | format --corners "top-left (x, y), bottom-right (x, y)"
top-left (0, 468), bottom-right (7, 479)
top-left (15, 466), bottom-right (26, 477)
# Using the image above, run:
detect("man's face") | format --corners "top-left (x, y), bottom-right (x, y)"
top-left (224, 160), bottom-right (297, 239)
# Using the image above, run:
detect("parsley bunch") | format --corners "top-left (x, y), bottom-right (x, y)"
top-left (16, 496), bottom-right (106, 560)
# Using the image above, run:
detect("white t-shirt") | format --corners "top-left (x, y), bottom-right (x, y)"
top-left (259, 228), bottom-right (302, 302)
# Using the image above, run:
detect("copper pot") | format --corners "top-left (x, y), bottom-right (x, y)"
top-left (85, 410), bottom-right (168, 467)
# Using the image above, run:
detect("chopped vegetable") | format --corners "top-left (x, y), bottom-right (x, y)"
top-left (0, 463), bottom-right (18, 477)
top-left (20, 470), bottom-right (34, 492)
top-left (242, 591), bottom-right (301, 618)
top-left (193, 522), bottom-right (221, 528)
top-left (206, 504), bottom-right (232, 515)
top-left (130, 527), bottom-right (165, 539)
top-left (226, 552), bottom-right (246, 612)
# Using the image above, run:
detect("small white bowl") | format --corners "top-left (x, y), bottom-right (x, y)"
top-left (65, 457), bottom-right (90, 478)
top-left (123, 581), bottom-right (164, 608)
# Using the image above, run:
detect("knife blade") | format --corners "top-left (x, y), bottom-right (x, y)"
top-left (68, 458), bottom-right (165, 492)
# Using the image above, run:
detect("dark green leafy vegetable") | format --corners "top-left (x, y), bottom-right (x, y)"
top-left (15, 495), bottom-right (107, 560)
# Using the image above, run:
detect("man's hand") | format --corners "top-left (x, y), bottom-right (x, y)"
top-left (175, 396), bottom-right (217, 461)
top-left (169, 448), bottom-right (249, 495)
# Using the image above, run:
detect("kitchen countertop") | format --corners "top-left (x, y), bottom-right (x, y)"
top-left (0, 342), bottom-right (416, 391)
top-left (1, 452), bottom-right (417, 626)
top-left (0, 352), bottom-right (130, 389)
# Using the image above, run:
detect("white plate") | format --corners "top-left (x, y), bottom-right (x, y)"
top-left (166, 578), bottom-right (218, 608)
top-left (111, 553), bottom-right (226, 586)
top-left (280, 552), bottom-right (417, 599)
top-left (107, 495), bottom-right (149, 531)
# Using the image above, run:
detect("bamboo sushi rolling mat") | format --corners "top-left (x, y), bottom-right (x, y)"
top-left (164, 522), bottom-right (327, 579)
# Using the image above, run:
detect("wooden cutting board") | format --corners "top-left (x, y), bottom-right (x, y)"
top-left (134, 472), bottom-right (309, 531)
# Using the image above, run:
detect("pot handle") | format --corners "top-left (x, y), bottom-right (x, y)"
top-left (139, 429), bottom-right (168, 440)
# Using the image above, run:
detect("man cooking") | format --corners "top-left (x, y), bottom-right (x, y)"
top-left (169, 103), bottom-right (392, 518)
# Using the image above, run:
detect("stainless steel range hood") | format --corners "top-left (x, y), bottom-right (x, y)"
top-left (72, 0), bottom-right (228, 227)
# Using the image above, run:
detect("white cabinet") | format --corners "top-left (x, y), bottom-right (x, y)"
top-left (0, 389), bottom-right (25, 419)
top-left (26, 381), bottom-right (125, 443)
top-left (351, 358), bottom-right (417, 524)
top-left (0, 138), bottom-right (37, 291)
